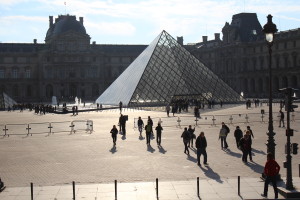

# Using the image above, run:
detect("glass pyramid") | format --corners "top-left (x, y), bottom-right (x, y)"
top-left (96, 30), bottom-right (243, 107)
top-left (0, 92), bottom-right (17, 110)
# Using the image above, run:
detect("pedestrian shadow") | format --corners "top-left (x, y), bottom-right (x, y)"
top-left (189, 147), bottom-right (197, 154)
top-left (187, 154), bottom-right (197, 163)
top-left (139, 135), bottom-right (144, 140)
top-left (109, 146), bottom-right (117, 154)
top-left (158, 145), bottom-right (167, 154)
top-left (224, 148), bottom-right (242, 158)
top-left (251, 148), bottom-right (266, 155)
top-left (147, 144), bottom-right (155, 153)
top-left (245, 161), bottom-right (264, 174)
top-left (200, 165), bottom-right (223, 183)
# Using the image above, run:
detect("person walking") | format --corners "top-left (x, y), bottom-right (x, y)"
top-left (195, 132), bottom-right (207, 166)
top-left (234, 126), bottom-right (243, 148)
top-left (239, 134), bottom-right (251, 163)
top-left (119, 114), bottom-right (127, 136)
top-left (246, 126), bottom-right (254, 161)
top-left (119, 101), bottom-right (123, 113)
top-left (181, 127), bottom-right (190, 155)
top-left (155, 123), bottom-right (163, 146)
top-left (166, 104), bottom-right (170, 117)
top-left (188, 125), bottom-right (195, 147)
top-left (145, 122), bottom-right (153, 145)
top-left (219, 124), bottom-right (228, 149)
top-left (261, 153), bottom-right (280, 199)
top-left (110, 125), bottom-right (118, 146)
top-left (221, 122), bottom-right (230, 148)
top-left (279, 110), bottom-right (285, 127)
top-left (137, 116), bottom-right (144, 136)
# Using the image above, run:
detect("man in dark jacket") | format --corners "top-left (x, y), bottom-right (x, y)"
top-left (119, 114), bottom-right (126, 136)
top-left (110, 125), bottom-right (118, 146)
top-left (181, 127), bottom-right (190, 155)
top-left (234, 126), bottom-right (243, 148)
top-left (145, 122), bottom-right (153, 145)
top-left (196, 132), bottom-right (207, 166)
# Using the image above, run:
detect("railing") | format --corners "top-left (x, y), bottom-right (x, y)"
top-left (134, 111), bottom-right (300, 128)
top-left (0, 120), bottom-right (93, 137)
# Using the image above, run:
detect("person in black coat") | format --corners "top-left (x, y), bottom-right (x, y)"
top-left (196, 132), bottom-right (207, 166)
top-left (181, 127), bottom-right (190, 155)
top-left (155, 123), bottom-right (163, 146)
top-left (234, 126), bottom-right (243, 148)
top-left (145, 122), bottom-right (153, 145)
top-left (119, 114), bottom-right (126, 136)
top-left (110, 125), bottom-right (118, 146)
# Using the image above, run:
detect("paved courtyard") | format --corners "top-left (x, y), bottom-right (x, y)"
top-left (0, 103), bottom-right (299, 199)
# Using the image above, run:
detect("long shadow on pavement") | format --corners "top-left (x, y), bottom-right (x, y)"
top-left (252, 148), bottom-right (266, 155)
top-left (200, 165), bottom-right (223, 183)
top-left (158, 145), bottom-right (167, 154)
top-left (223, 148), bottom-right (242, 158)
top-left (187, 154), bottom-right (197, 163)
top-left (109, 146), bottom-right (117, 154)
top-left (245, 161), bottom-right (264, 174)
top-left (147, 144), bottom-right (155, 153)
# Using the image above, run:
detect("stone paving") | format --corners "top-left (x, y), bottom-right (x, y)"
top-left (0, 103), bottom-right (300, 199)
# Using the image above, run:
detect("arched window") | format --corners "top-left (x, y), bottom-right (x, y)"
top-left (273, 77), bottom-right (279, 92)
top-left (46, 84), bottom-right (53, 98)
top-left (69, 84), bottom-right (77, 97)
top-left (258, 78), bottom-right (263, 92)
top-left (13, 85), bottom-right (19, 97)
top-left (282, 76), bottom-right (288, 88)
top-left (26, 85), bottom-right (32, 97)
top-left (291, 76), bottom-right (297, 88)
top-left (92, 84), bottom-right (99, 97)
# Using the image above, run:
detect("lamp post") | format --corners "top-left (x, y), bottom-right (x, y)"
top-left (262, 14), bottom-right (278, 158)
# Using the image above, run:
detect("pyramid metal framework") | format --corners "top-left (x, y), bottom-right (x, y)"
top-left (0, 92), bottom-right (17, 110)
top-left (96, 30), bottom-right (243, 107)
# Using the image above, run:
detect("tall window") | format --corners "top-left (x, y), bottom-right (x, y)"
top-left (12, 69), bottom-right (18, 78)
top-left (25, 69), bottom-right (31, 78)
top-left (0, 69), bottom-right (5, 78)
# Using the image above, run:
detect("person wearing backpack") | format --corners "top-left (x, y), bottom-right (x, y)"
top-left (181, 127), bottom-right (191, 155)
top-left (145, 122), bottom-right (153, 145)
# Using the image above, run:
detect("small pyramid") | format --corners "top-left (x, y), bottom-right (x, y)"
top-left (0, 92), bottom-right (17, 110)
top-left (96, 30), bottom-right (243, 106)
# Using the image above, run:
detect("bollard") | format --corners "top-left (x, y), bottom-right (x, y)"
top-left (156, 178), bottom-right (158, 198)
top-left (197, 177), bottom-right (199, 197)
top-left (115, 180), bottom-right (117, 200)
top-left (238, 176), bottom-right (240, 196)
top-left (3, 125), bottom-right (8, 137)
top-left (212, 116), bottom-right (216, 126)
top-left (31, 182), bottom-right (33, 200)
top-left (72, 181), bottom-right (75, 200)
top-left (27, 124), bottom-right (32, 136)
top-left (48, 123), bottom-right (53, 135)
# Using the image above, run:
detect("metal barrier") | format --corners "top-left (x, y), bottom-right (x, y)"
top-left (0, 120), bottom-right (93, 137)
top-left (133, 111), bottom-right (300, 129)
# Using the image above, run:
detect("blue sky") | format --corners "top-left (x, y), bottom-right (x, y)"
top-left (0, 0), bottom-right (300, 44)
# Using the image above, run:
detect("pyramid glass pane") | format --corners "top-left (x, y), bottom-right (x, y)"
top-left (96, 30), bottom-right (243, 107)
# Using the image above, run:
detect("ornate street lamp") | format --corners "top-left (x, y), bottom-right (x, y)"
top-left (262, 14), bottom-right (278, 157)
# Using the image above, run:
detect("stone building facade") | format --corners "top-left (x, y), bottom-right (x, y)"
top-left (0, 15), bottom-right (146, 103)
top-left (0, 13), bottom-right (299, 103)
top-left (186, 13), bottom-right (300, 98)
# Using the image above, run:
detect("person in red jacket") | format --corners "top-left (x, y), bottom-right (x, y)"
top-left (261, 153), bottom-right (280, 198)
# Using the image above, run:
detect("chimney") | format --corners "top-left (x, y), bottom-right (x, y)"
top-left (177, 36), bottom-right (183, 45)
top-left (202, 36), bottom-right (208, 43)
top-left (33, 39), bottom-right (37, 44)
top-left (49, 16), bottom-right (53, 27)
top-left (79, 17), bottom-right (83, 25)
top-left (214, 33), bottom-right (220, 40)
